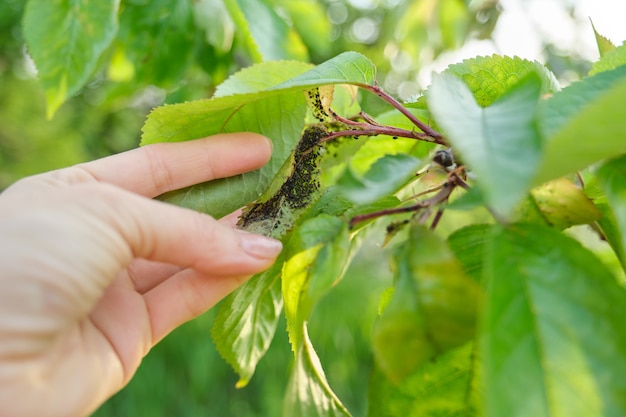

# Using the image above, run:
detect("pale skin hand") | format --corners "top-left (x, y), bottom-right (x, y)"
top-left (0, 133), bottom-right (282, 417)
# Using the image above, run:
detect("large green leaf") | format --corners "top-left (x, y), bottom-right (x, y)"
top-left (596, 155), bottom-right (626, 271)
top-left (141, 52), bottom-right (376, 218)
top-left (482, 223), bottom-right (626, 417)
top-left (534, 67), bottom-right (626, 185)
top-left (211, 253), bottom-right (284, 388)
top-left (427, 72), bottom-right (543, 217)
top-left (151, 94), bottom-right (307, 218)
top-left (367, 343), bottom-right (478, 417)
top-left (372, 224), bottom-right (482, 384)
top-left (23, 0), bottom-right (119, 117)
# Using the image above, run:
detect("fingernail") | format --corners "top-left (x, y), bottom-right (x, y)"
top-left (238, 231), bottom-right (283, 259)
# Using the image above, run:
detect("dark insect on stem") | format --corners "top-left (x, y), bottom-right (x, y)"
top-left (432, 149), bottom-right (456, 170)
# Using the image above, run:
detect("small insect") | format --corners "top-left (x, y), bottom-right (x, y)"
top-left (432, 148), bottom-right (456, 171)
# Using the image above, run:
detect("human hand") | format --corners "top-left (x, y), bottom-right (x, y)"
top-left (0, 133), bottom-right (282, 417)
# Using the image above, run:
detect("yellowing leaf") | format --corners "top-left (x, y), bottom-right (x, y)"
top-left (516, 178), bottom-right (602, 230)
top-left (373, 225), bottom-right (481, 383)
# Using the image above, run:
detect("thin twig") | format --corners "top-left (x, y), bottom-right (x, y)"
top-left (359, 83), bottom-right (445, 142)
top-left (348, 167), bottom-right (471, 229)
top-left (430, 209), bottom-right (445, 230)
top-left (322, 109), bottom-right (446, 144)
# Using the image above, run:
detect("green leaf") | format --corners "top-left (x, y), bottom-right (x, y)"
top-left (427, 72), bottom-right (543, 217)
top-left (237, 124), bottom-right (334, 237)
top-left (590, 43), bottom-right (626, 76)
top-left (373, 224), bottom-right (482, 384)
top-left (276, 0), bottom-right (332, 59)
top-left (515, 178), bottom-right (602, 230)
top-left (283, 330), bottom-right (352, 417)
top-left (534, 68), bottom-right (626, 185)
top-left (142, 52), bottom-right (375, 146)
top-left (539, 65), bottom-right (626, 139)
top-left (152, 95), bottom-right (307, 218)
top-left (193, 0), bottom-right (234, 53)
top-left (211, 253), bottom-right (284, 388)
top-left (448, 223), bottom-right (492, 283)
top-left (590, 19), bottom-right (616, 57)
top-left (282, 215), bottom-right (351, 350)
top-left (336, 154), bottom-right (422, 205)
top-left (482, 223), bottom-right (626, 417)
top-left (596, 155), bottom-right (626, 270)
top-left (281, 215), bottom-right (353, 416)
top-left (368, 343), bottom-right (478, 417)
top-left (118, 0), bottom-right (196, 89)
top-left (224, 0), bottom-right (307, 62)
top-left (442, 55), bottom-right (559, 107)
top-left (23, 0), bottom-right (119, 118)
top-left (214, 61), bottom-right (313, 97)
top-left (141, 52), bottom-right (376, 218)
top-left (270, 51), bottom-right (376, 90)
top-left (438, 0), bottom-right (469, 50)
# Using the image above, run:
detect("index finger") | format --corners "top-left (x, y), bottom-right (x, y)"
top-left (76, 133), bottom-right (273, 197)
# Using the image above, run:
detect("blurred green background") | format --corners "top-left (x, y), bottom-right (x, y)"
top-left (0, 0), bottom-right (613, 415)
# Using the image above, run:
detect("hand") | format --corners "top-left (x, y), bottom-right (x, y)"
top-left (0, 133), bottom-right (282, 417)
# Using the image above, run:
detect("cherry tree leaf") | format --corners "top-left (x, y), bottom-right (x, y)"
top-left (441, 54), bottom-right (559, 106)
top-left (534, 67), bottom-right (626, 184)
top-left (282, 215), bottom-right (351, 350)
top-left (23, 0), bottom-right (119, 118)
top-left (590, 19), bottom-right (616, 58)
top-left (590, 43), bottom-right (626, 75)
top-left (283, 330), bottom-right (352, 417)
top-left (427, 72), bottom-right (543, 217)
top-left (482, 223), bottom-right (626, 417)
top-left (368, 343), bottom-right (479, 417)
top-left (596, 155), bottom-right (626, 271)
top-left (336, 153), bottom-right (422, 205)
top-left (211, 254), bottom-right (284, 388)
top-left (515, 178), bottom-right (602, 230)
top-left (224, 0), bottom-right (308, 62)
top-left (141, 52), bottom-right (376, 218)
top-left (447, 223), bottom-right (492, 283)
top-left (373, 224), bottom-right (482, 384)
top-left (280, 215), bottom-right (353, 416)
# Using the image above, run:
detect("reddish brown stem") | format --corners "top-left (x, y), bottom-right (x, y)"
top-left (323, 109), bottom-right (446, 145)
top-left (358, 83), bottom-right (445, 142)
top-left (350, 168), bottom-right (469, 229)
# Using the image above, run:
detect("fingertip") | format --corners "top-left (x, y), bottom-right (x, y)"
top-left (237, 230), bottom-right (283, 261)
top-left (235, 132), bottom-right (273, 163)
